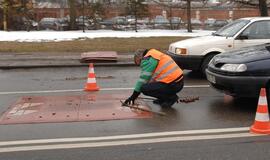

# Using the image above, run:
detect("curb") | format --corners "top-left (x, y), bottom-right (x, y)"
top-left (0, 62), bottom-right (136, 69)
top-left (0, 53), bottom-right (135, 69)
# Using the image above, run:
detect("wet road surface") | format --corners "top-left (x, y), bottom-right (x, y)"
top-left (0, 66), bottom-right (268, 159)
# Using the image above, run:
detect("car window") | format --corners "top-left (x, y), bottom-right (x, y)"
top-left (214, 19), bottom-right (249, 37)
top-left (241, 21), bottom-right (270, 39)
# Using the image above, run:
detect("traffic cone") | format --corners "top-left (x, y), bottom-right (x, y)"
top-left (84, 63), bottom-right (99, 91)
top-left (250, 88), bottom-right (270, 134)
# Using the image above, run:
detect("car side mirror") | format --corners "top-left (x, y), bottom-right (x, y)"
top-left (238, 34), bottom-right (249, 40)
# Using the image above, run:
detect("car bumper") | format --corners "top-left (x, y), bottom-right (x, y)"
top-left (166, 51), bottom-right (204, 71)
top-left (206, 69), bottom-right (269, 97)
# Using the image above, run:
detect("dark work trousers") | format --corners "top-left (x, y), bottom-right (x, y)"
top-left (141, 79), bottom-right (184, 102)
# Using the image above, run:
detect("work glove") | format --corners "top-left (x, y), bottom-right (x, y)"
top-left (123, 91), bottom-right (140, 105)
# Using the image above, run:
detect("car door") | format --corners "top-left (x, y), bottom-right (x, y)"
top-left (233, 20), bottom-right (270, 49)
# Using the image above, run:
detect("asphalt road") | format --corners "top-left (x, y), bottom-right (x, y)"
top-left (0, 66), bottom-right (269, 160)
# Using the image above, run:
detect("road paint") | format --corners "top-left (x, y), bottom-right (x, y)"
top-left (0, 132), bottom-right (261, 153)
top-left (0, 127), bottom-right (250, 146)
top-left (7, 102), bottom-right (39, 116)
top-left (0, 85), bottom-right (210, 95)
top-left (184, 85), bottom-right (210, 88)
top-left (0, 89), bottom-right (83, 95)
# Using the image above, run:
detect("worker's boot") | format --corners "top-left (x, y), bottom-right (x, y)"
top-left (160, 95), bottom-right (178, 108)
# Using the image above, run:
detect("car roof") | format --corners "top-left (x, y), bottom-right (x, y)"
top-left (239, 17), bottom-right (270, 22)
top-left (41, 18), bottom-right (57, 21)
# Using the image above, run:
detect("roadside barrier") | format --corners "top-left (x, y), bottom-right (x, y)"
top-left (84, 63), bottom-right (100, 91)
top-left (250, 88), bottom-right (270, 134)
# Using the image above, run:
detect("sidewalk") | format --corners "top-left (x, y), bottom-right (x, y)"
top-left (0, 52), bottom-right (135, 69)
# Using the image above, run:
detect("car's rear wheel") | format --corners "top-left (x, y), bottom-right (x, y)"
top-left (200, 54), bottom-right (217, 76)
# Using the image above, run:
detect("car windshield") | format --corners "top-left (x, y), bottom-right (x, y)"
top-left (205, 19), bottom-right (215, 24)
top-left (213, 19), bottom-right (250, 37)
top-left (40, 18), bottom-right (57, 24)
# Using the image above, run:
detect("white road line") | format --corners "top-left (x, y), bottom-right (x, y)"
top-left (0, 89), bottom-right (83, 95)
top-left (0, 133), bottom-right (261, 153)
top-left (0, 85), bottom-right (210, 95)
top-left (0, 127), bottom-right (249, 146)
top-left (184, 85), bottom-right (210, 88)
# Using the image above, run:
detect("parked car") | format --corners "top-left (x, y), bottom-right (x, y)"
top-left (137, 22), bottom-right (148, 30)
top-left (56, 18), bottom-right (69, 31)
top-left (212, 20), bottom-right (229, 28)
top-left (191, 18), bottom-right (202, 26)
top-left (170, 17), bottom-right (181, 29)
top-left (100, 19), bottom-right (113, 29)
top-left (137, 17), bottom-right (151, 29)
top-left (112, 16), bottom-right (127, 25)
top-left (39, 18), bottom-right (59, 30)
top-left (126, 15), bottom-right (136, 25)
top-left (153, 15), bottom-right (170, 29)
top-left (204, 19), bottom-right (229, 30)
top-left (112, 24), bottom-right (127, 30)
top-left (138, 17), bottom-right (150, 25)
top-left (167, 17), bottom-right (270, 75)
top-left (190, 18), bottom-right (202, 29)
top-left (126, 18), bottom-right (149, 30)
top-left (183, 19), bottom-right (203, 29)
top-left (111, 16), bottom-right (128, 30)
top-left (204, 18), bottom-right (216, 27)
top-left (206, 43), bottom-right (270, 99)
top-left (170, 17), bottom-right (181, 24)
top-left (76, 16), bottom-right (94, 30)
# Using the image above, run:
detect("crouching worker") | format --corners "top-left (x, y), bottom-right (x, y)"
top-left (124, 49), bottom-right (184, 108)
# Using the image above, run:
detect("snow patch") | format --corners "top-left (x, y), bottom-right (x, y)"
top-left (0, 30), bottom-right (214, 42)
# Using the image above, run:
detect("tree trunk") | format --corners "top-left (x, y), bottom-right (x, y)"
top-left (135, 3), bottom-right (138, 32)
top-left (168, 6), bottom-right (173, 30)
top-left (259, 0), bottom-right (268, 16)
top-left (187, 0), bottom-right (192, 32)
top-left (3, 0), bottom-right (8, 31)
top-left (135, 13), bottom-right (138, 32)
top-left (3, 11), bottom-right (7, 31)
top-left (68, 0), bottom-right (77, 30)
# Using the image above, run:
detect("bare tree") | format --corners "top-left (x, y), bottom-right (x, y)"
top-left (234, 0), bottom-right (269, 16)
top-left (151, 0), bottom-right (178, 31)
top-left (186, 0), bottom-right (192, 32)
top-left (68, 0), bottom-right (77, 30)
top-left (125, 0), bottom-right (149, 32)
top-left (0, 0), bottom-right (8, 31)
top-left (259, 0), bottom-right (268, 16)
top-left (86, 1), bottom-right (105, 30)
top-left (151, 0), bottom-right (176, 30)
top-left (151, 0), bottom-right (207, 32)
top-left (0, 0), bottom-right (34, 31)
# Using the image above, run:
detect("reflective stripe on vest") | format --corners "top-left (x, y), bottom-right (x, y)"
top-left (141, 71), bottom-right (153, 76)
top-left (138, 78), bottom-right (147, 83)
top-left (151, 59), bottom-right (174, 81)
top-left (145, 49), bottom-right (183, 83)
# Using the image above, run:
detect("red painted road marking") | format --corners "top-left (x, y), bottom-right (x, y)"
top-left (0, 93), bottom-right (152, 125)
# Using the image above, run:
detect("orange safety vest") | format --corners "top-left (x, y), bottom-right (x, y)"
top-left (145, 49), bottom-right (183, 83)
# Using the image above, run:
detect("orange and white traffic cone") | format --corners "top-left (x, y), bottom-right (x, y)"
top-left (250, 88), bottom-right (270, 134)
top-left (84, 63), bottom-right (99, 91)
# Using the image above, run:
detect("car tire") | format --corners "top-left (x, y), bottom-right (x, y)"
top-left (200, 54), bottom-right (217, 76)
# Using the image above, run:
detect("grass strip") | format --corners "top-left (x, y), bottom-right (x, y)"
top-left (0, 37), bottom-right (189, 53)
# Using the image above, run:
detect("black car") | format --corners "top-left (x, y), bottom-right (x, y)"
top-left (206, 43), bottom-right (270, 98)
top-left (39, 18), bottom-right (59, 30)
